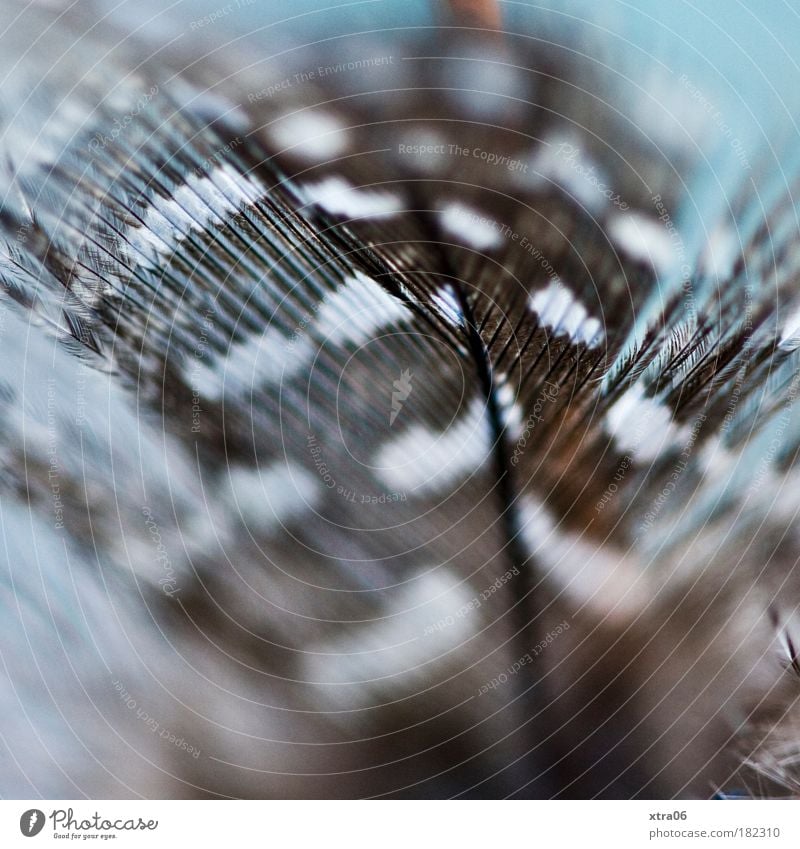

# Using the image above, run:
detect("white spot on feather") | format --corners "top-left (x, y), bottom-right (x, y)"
top-left (398, 129), bottom-right (448, 173)
top-left (430, 284), bottom-right (464, 329)
top-left (439, 203), bottom-right (502, 250)
top-left (630, 70), bottom-right (714, 153)
top-left (299, 176), bottom-right (402, 218)
top-left (518, 496), bottom-right (645, 617)
top-left (529, 280), bottom-right (604, 347)
top-left (526, 138), bottom-right (611, 213)
top-left (188, 273), bottom-right (410, 399)
top-left (780, 302), bottom-right (800, 350)
top-left (605, 383), bottom-right (689, 461)
top-left (608, 212), bottom-right (676, 273)
top-left (188, 324), bottom-right (314, 401)
top-left (173, 169), bottom-right (239, 223)
top-left (228, 461), bottom-right (320, 531)
top-left (496, 379), bottom-right (523, 439)
top-left (316, 271), bottom-right (412, 346)
top-left (374, 397), bottom-right (491, 493)
top-left (270, 110), bottom-right (348, 160)
top-left (303, 568), bottom-right (480, 709)
top-left (214, 162), bottom-right (264, 206)
top-left (132, 167), bottom-right (247, 259)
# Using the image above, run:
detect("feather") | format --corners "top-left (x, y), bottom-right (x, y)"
top-left (1, 0), bottom-right (800, 800)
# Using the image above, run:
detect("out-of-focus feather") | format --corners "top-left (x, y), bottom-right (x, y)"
top-left (1, 0), bottom-right (800, 799)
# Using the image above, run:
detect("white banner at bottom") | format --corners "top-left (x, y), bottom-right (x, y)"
top-left (1, 800), bottom-right (797, 848)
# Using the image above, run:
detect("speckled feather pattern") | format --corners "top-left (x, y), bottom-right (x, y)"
top-left (1, 0), bottom-right (800, 799)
